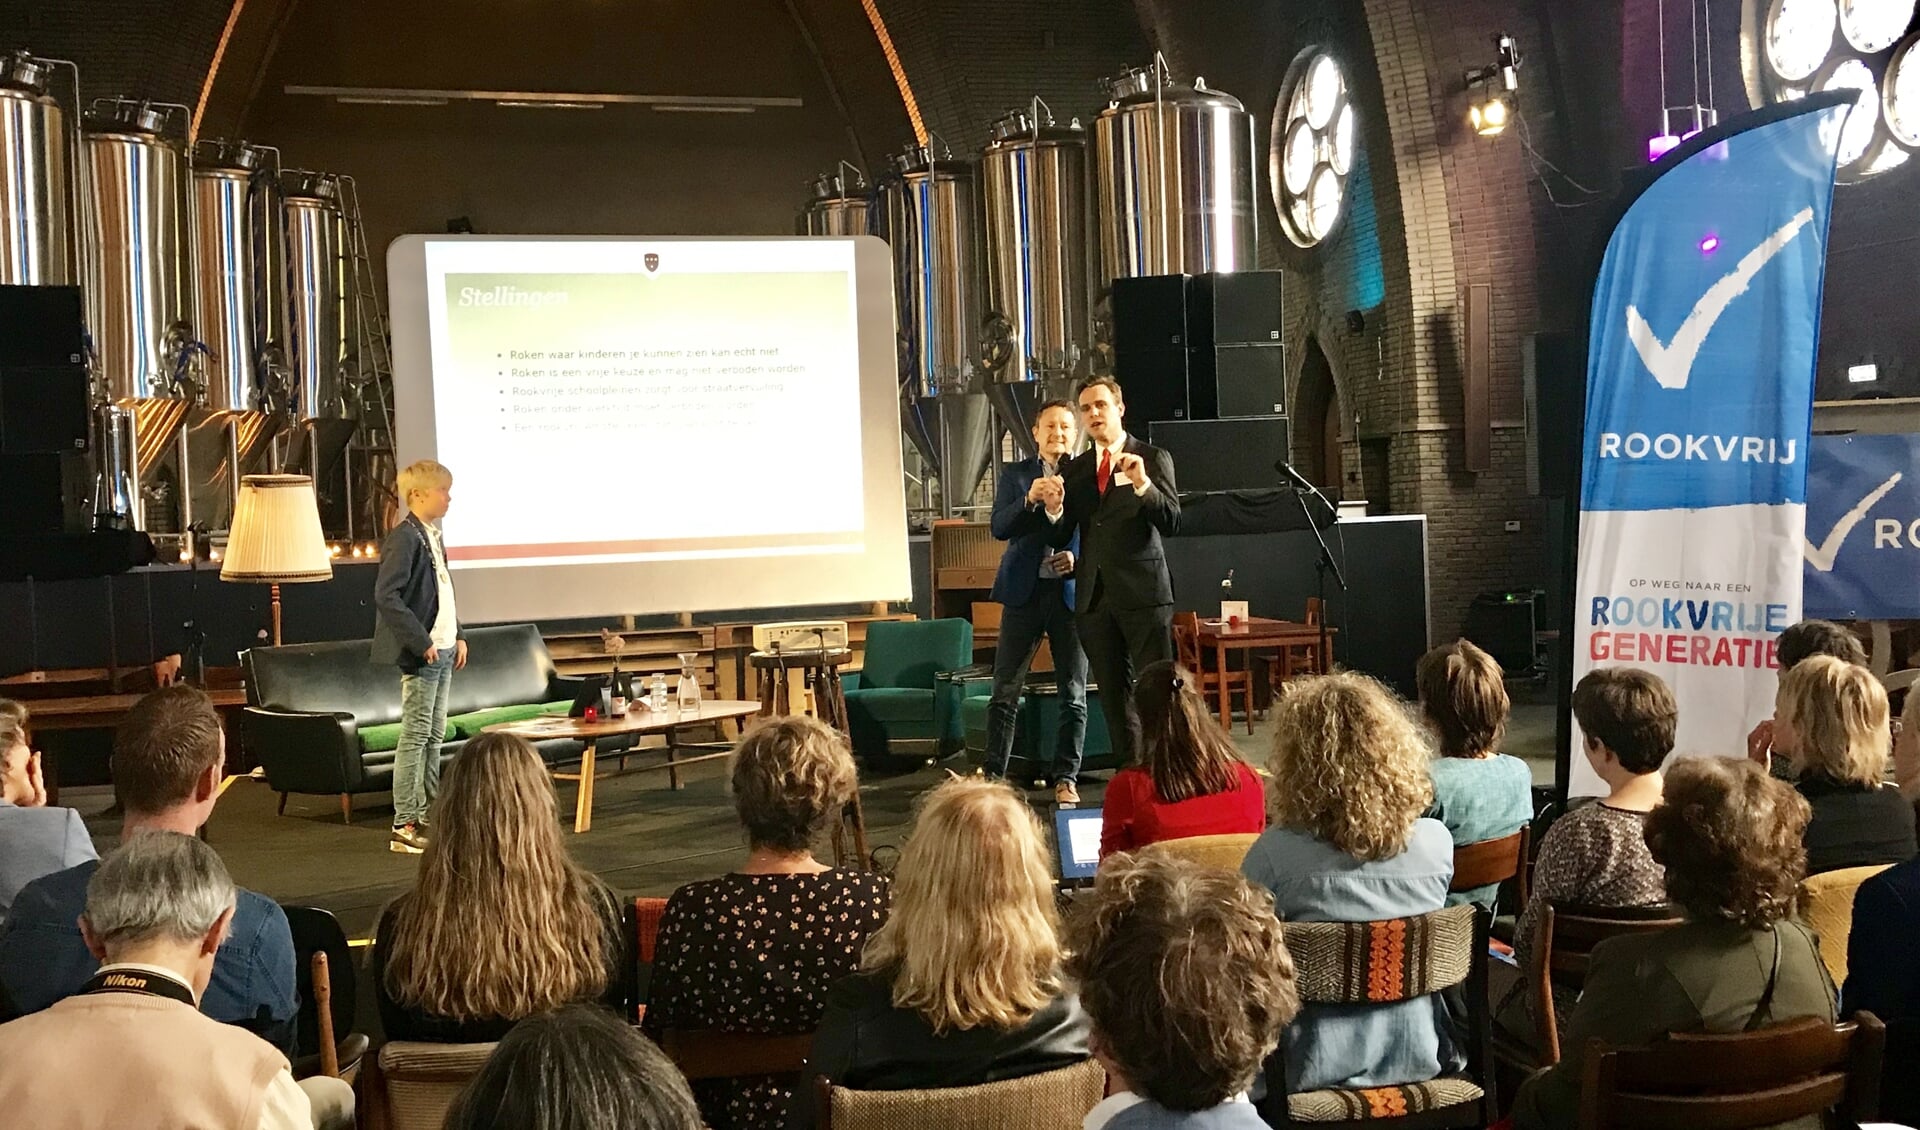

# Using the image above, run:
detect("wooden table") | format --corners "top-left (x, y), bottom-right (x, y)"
top-left (1193, 617), bottom-right (1336, 731)
top-left (23, 689), bottom-right (249, 731)
top-left (486, 699), bottom-right (762, 833)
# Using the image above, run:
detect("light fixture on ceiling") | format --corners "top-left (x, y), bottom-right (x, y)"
top-left (1465, 33), bottom-right (1521, 136)
top-left (288, 85), bottom-right (801, 113)
top-left (495, 100), bottom-right (605, 110)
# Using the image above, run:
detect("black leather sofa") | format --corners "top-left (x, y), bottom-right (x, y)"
top-left (242, 623), bottom-right (589, 821)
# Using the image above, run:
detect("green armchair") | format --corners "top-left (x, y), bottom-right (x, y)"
top-left (843, 618), bottom-right (974, 763)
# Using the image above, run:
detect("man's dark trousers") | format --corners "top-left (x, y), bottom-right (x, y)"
top-left (983, 578), bottom-right (1088, 782)
top-left (1078, 592), bottom-right (1172, 766)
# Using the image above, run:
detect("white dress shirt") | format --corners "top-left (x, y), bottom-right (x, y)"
top-left (424, 523), bottom-right (458, 651)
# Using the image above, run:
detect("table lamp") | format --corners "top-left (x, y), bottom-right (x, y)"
top-left (221, 474), bottom-right (334, 646)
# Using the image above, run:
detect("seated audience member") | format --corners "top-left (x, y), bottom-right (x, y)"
top-left (0, 832), bottom-right (353, 1129)
top-left (445, 1004), bottom-right (702, 1130)
top-left (372, 732), bottom-right (626, 1042)
top-left (1894, 681), bottom-right (1920, 803)
top-left (0, 699), bottom-right (96, 920)
top-left (1747, 619), bottom-right (1868, 767)
top-left (1099, 661), bottom-right (1266, 858)
top-left (1512, 758), bottom-right (1837, 1130)
top-left (1415, 641), bottom-right (1533, 908)
top-left (1242, 672), bottom-right (1453, 1093)
top-left (1772, 655), bottom-right (1916, 874)
top-left (1844, 853), bottom-right (1920, 1125)
top-left (0, 685), bottom-right (298, 1053)
top-left (642, 717), bottom-right (889, 1130)
top-left (792, 777), bottom-right (1089, 1127)
top-left (1067, 852), bottom-right (1300, 1129)
top-left (1499, 667), bottom-right (1672, 1042)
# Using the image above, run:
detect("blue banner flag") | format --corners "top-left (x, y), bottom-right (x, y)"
top-left (1571, 95), bottom-right (1848, 796)
top-left (1805, 433), bottom-right (1920, 620)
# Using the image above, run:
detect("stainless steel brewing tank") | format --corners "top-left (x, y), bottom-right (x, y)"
top-left (283, 174), bottom-right (348, 420)
top-left (1092, 65), bottom-right (1256, 284)
top-left (800, 170), bottom-right (870, 236)
top-left (84, 102), bottom-right (193, 399)
top-left (0, 52), bottom-right (76, 286)
top-left (192, 143), bottom-right (268, 411)
top-left (980, 106), bottom-right (1089, 450)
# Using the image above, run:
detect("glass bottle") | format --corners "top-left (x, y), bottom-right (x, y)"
top-left (677, 651), bottom-right (701, 712)
top-left (609, 662), bottom-right (628, 716)
top-left (649, 672), bottom-right (669, 712)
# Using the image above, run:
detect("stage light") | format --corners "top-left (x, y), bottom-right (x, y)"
top-left (1649, 105), bottom-right (1719, 162)
top-left (1465, 33), bottom-right (1522, 138)
top-left (1700, 234), bottom-right (1721, 253)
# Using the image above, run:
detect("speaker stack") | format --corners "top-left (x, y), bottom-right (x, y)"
top-left (0, 286), bottom-right (90, 536)
top-left (1113, 271), bottom-right (1288, 490)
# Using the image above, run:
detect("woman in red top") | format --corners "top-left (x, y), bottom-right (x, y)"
top-left (1099, 661), bottom-right (1267, 858)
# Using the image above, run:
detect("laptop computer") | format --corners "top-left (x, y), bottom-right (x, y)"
top-left (1052, 806), bottom-right (1104, 885)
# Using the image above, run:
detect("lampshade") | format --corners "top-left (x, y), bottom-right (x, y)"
top-left (221, 474), bottom-right (334, 583)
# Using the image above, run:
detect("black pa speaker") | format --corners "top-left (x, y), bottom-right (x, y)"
top-left (1111, 274), bottom-right (1191, 352)
top-left (1463, 590), bottom-right (1540, 673)
top-left (0, 286), bottom-right (89, 456)
top-left (1190, 344), bottom-right (1286, 419)
top-left (1148, 416), bottom-right (1291, 492)
top-left (1188, 271), bottom-right (1283, 347)
top-left (1111, 347), bottom-right (1193, 430)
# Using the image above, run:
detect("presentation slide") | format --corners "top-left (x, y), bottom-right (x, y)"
top-left (388, 236), bottom-right (908, 624)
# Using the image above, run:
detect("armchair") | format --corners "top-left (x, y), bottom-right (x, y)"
top-left (842, 618), bottom-right (972, 763)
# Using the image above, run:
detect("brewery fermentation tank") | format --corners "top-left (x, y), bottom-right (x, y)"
top-left (84, 100), bottom-right (194, 400)
top-left (192, 142), bottom-right (271, 411)
top-left (283, 173), bottom-right (348, 420)
top-left (800, 166), bottom-right (870, 236)
top-left (0, 51), bottom-right (80, 286)
top-left (980, 102), bottom-right (1089, 453)
top-left (880, 141), bottom-right (993, 514)
top-left (1092, 61), bottom-right (1256, 285)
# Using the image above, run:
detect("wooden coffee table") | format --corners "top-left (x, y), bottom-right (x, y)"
top-left (485, 699), bottom-right (762, 833)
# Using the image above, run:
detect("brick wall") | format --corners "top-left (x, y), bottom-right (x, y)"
top-left (2, 0), bottom-right (236, 107)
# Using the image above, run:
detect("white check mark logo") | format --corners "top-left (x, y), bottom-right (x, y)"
top-left (1626, 207), bottom-right (1817, 390)
top-left (1804, 472), bottom-right (1901, 573)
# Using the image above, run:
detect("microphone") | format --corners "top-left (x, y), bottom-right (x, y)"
top-left (1273, 459), bottom-right (1316, 494)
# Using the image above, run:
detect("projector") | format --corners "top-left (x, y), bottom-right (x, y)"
top-left (752, 620), bottom-right (849, 653)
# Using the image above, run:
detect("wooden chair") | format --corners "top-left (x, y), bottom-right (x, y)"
top-left (1173, 610), bottom-right (1254, 735)
top-left (631, 895), bottom-right (669, 1023)
top-left (354, 1040), bottom-right (496, 1130)
top-left (660, 1028), bottom-right (813, 1081)
top-left (1263, 903), bottom-right (1494, 1128)
top-left (281, 905), bottom-right (369, 1081)
top-left (1799, 864), bottom-right (1891, 987)
top-left (812, 1058), bottom-right (1105, 1129)
top-left (1144, 832), bottom-right (1261, 872)
top-left (1266, 597), bottom-right (1326, 693)
top-left (1514, 902), bottom-right (1684, 1068)
top-left (1448, 826), bottom-right (1530, 910)
top-left (1576, 1012), bottom-right (1885, 1129)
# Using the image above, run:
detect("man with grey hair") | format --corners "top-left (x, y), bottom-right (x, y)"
top-left (0, 832), bottom-right (352, 1129)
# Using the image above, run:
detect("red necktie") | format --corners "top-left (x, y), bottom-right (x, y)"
top-left (1097, 449), bottom-right (1111, 496)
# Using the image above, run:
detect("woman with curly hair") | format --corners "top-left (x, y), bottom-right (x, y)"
top-left (1512, 757), bottom-right (1837, 1130)
top-left (372, 732), bottom-right (627, 1042)
top-left (642, 717), bottom-right (888, 1130)
top-left (791, 777), bottom-right (1089, 1127)
top-left (1242, 672), bottom-right (1453, 1094)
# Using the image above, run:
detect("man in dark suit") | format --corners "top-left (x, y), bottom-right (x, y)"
top-left (985, 400), bottom-right (1088, 806)
top-left (1050, 376), bottom-right (1179, 770)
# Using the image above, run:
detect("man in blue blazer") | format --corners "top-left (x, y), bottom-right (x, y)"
top-left (986, 399), bottom-right (1089, 805)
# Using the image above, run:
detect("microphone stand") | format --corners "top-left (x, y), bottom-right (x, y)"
top-left (182, 522), bottom-right (210, 688)
top-left (1276, 463), bottom-right (1348, 673)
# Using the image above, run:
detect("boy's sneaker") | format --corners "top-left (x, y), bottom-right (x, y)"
top-left (389, 824), bottom-right (429, 854)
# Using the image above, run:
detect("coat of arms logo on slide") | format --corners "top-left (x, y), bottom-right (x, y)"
top-left (644, 252), bottom-right (660, 273)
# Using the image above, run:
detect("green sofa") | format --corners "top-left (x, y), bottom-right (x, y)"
top-left (842, 618), bottom-right (973, 763)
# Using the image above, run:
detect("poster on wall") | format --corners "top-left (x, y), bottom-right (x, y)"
top-left (1804, 433), bottom-right (1920, 620)
top-left (1569, 94), bottom-right (1849, 797)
